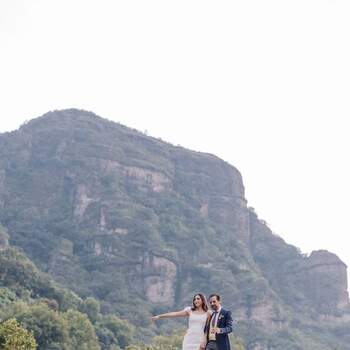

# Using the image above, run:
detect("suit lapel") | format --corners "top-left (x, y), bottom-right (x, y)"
top-left (217, 309), bottom-right (224, 326)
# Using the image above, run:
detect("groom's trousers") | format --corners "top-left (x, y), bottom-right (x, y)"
top-left (205, 341), bottom-right (219, 350)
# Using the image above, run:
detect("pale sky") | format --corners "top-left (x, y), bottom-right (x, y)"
top-left (1, 1), bottom-right (350, 283)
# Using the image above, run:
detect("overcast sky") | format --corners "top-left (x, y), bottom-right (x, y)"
top-left (1, 1), bottom-right (350, 282)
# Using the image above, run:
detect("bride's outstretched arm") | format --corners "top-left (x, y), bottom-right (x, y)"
top-left (151, 309), bottom-right (188, 321)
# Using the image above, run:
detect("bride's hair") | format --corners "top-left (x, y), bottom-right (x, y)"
top-left (191, 293), bottom-right (208, 311)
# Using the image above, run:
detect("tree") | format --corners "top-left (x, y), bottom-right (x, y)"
top-left (81, 297), bottom-right (101, 323)
top-left (150, 329), bottom-right (185, 349)
top-left (12, 302), bottom-right (70, 350)
top-left (63, 309), bottom-right (100, 350)
top-left (96, 315), bottom-right (135, 350)
top-left (0, 318), bottom-right (37, 350)
top-left (229, 334), bottom-right (246, 350)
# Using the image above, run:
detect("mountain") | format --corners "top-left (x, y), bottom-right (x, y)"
top-left (0, 109), bottom-right (349, 349)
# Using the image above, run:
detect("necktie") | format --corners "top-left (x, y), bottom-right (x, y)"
top-left (211, 311), bottom-right (218, 327)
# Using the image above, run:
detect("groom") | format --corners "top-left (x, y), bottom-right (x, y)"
top-left (201, 294), bottom-right (233, 350)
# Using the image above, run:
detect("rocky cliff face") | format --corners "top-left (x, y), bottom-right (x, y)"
top-left (0, 225), bottom-right (9, 249)
top-left (291, 250), bottom-right (349, 311)
top-left (0, 109), bottom-right (349, 349)
top-left (249, 211), bottom-right (349, 318)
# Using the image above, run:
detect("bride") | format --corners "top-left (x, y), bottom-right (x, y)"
top-left (151, 293), bottom-right (211, 350)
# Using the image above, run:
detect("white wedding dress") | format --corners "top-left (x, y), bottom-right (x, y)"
top-left (182, 307), bottom-right (208, 350)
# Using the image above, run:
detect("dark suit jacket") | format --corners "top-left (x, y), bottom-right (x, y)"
top-left (204, 308), bottom-right (233, 350)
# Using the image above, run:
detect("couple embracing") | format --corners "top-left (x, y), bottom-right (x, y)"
top-left (151, 293), bottom-right (233, 350)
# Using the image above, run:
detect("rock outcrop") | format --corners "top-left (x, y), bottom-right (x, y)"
top-left (142, 253), bottom-right (177, 304)
top-left (0, 225), bottom-right (9, 249)
top-left (290, 250), bottom-right (349, 312)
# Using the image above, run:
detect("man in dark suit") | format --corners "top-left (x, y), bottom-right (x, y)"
top-left (202, 294), bottom-right (233, 350)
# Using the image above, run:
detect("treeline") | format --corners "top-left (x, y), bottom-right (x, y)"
top-left (0, 247), bottom-right (134, 349)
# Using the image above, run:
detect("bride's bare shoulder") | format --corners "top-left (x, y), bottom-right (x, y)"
top-left (183, 306), bottom-right (192, 315)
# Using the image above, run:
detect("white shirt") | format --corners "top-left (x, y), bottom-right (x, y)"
top-left (208, 306), bottom-right (222, 340)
